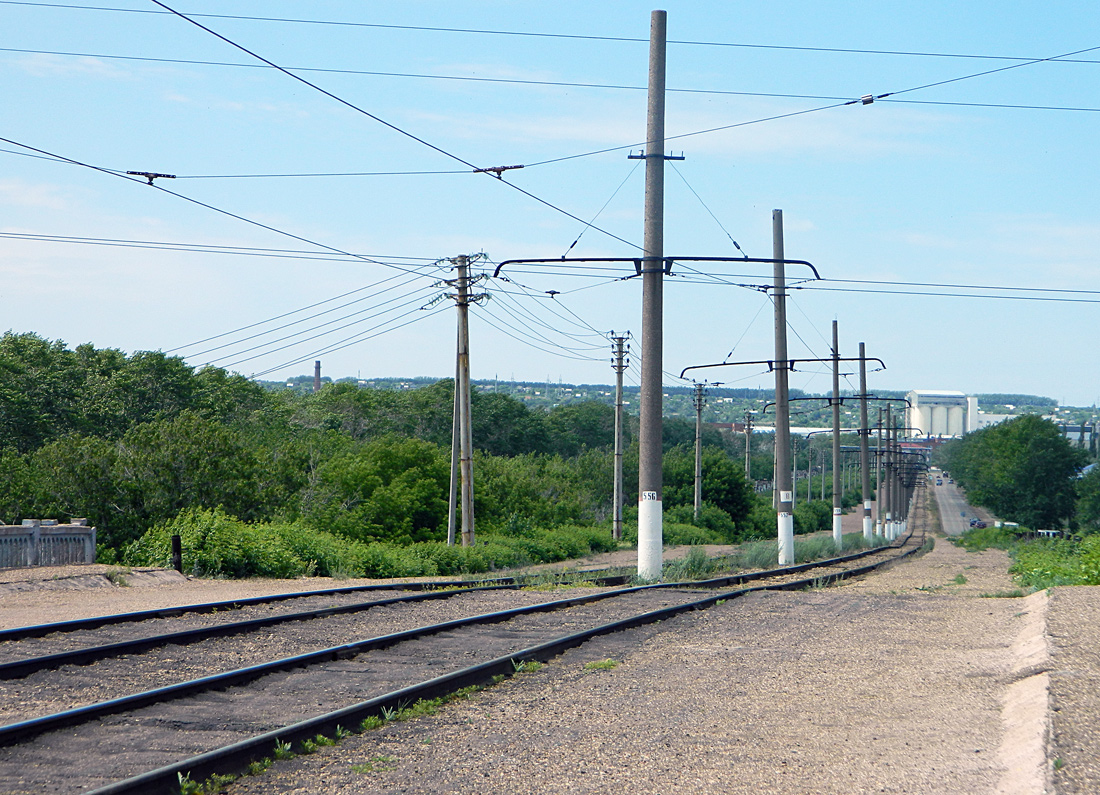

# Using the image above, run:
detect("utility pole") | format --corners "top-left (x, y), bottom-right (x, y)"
top-left (858, 342), bottom-right (873, 540)
top-left (313, 360), bottom-right (322, 393)
top-left (884, 403), bottom-right (894, 539)
top-left (831, 321), bottom-right (843, 549)
top-left (447, 343), bottom-right (459, 546)
top-left (744, 410), bottom-right (754, 478)
top-left (451, 254), bottom-right (482, 547)
top-left (876, 407), bottom-right (884, 536)
top-left (772, 209), bottom-right (795, 565)
top-left (636, 9), bottom-right (668, 581)
top-left (611, 333), bottom-right (630, 541)
top-left (693, 382), bottom-right (706, 521)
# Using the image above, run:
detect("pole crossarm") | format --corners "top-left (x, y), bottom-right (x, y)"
top-left (493, 255), bottom-right (820, 280)
top-left (680, 355), bottom-right (882, 381)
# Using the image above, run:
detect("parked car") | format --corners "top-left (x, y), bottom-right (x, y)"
top-left (936, 479), bottom-right (943, 485)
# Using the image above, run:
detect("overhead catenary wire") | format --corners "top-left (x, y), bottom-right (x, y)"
top-left (0, 134), bottom-right (452, 281)
top-left (149, 0), bottom-right (641, 252)
top-left (6, 3), bottom-right (1100, 65)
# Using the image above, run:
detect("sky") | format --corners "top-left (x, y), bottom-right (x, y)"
top-left (2, 1), bottom-right (1098, 406)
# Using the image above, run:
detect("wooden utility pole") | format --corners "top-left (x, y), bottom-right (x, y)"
top-left (450, 254), bottom-right (484, 547)
top-left (744, 410), bottom-right (753, 479)
top-left (611, 333), bottom-right (629, 541)
top-left (693, 382), bottom-right (706, 521)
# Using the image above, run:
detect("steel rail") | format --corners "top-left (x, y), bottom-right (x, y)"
top-left (0, 540), bottom-right (897, 678)
top-left (82, 530), bottom-right (925, 795)
top-left (0, 534), bottom-right (919, 749)
top-left (0, 573), bottom-right (578, 643)
top-left (0, 584), bottom-right (515, 679)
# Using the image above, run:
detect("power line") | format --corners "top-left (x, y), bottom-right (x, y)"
top-left (0, 230), bottom-right (447, 267)
top-left (167, 272), bottom-right (415, 352)
top-left (5, 48), bottom-right (1098, 117)
top-left (6, 3), bottom-right (1100, 65)
top-left (246, 304), bottom-right (452, 379)
top-left (182, 276), bottom-right (432, 360)
top-left (150, 1), bottom-right (640, 251)
top-left (202, 287), bottom-right (441, 368)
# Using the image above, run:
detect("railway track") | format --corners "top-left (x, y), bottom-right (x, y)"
top-left (0, 530), bottom-right (924, 794)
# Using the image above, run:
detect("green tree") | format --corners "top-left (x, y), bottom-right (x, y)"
top-left (1076, 466), bottom-right (1100, 534)
top-left (661, 445), bottom-right (754, 526)
top-left (947, 415), bottom-right (1086, 529)
top-left (301, 436), bottom-right (449, 544)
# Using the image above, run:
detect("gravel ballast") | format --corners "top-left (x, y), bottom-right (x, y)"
top-left (3, 524), bottom-right (1098, 793)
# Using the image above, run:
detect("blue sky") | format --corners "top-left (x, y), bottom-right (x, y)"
top-left (2, 1), bottom-right (1098, 405)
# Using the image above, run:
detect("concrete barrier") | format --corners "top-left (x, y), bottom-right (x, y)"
top-left (0, 519), bottom-right (97, 568)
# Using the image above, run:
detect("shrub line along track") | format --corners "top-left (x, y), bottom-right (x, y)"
top-left (0, 531), bottom-right (924, 795)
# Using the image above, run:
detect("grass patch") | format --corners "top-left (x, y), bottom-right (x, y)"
top-left (351, 756), bottom-right (395, 774)
top-left (512, 659), bottom-right (545, 674)
top-left (980, 589), bottom-right (1027, 598)
top-left (953, 574), bottom-right (968, 585)
top-left (584, 659), bottom-right (619, 671)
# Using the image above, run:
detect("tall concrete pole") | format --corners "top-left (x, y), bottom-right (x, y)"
top-left (876, 407), bottom-right (884, 536)
top-left (832, 320), bottom-right (843, 549)
top-left (884, 403), bottom-right (894, 540)
top-left (858, 342), bottom-right (873, 540)
top-left (772, 210), bottom-right (795, 565)
top-left (611, 334), bottom-right (628, 541)
top-left (693, 382), bottom-right (705, 521)
top-left (637, 9), bottom-right (667, 581)
top-left (455, 255), bottom-right (476, 547)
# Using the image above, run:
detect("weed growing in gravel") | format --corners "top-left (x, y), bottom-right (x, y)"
top-left (300, 738), bottom-right (318, 754)
top-left (104, 567), bottom-right (131, 587)
top-left (351, 755), bottom-right (396, 774)
top-left (511, 659), bottom-right (544, 673)
top-left (980, 589), bottom-right (1027, 598)
top-left (360, 715), bottom-right (385, 731)
top-left (584, 659), bottom-right (619, 671)
top-left (246, 758), bottom-right (272, 776)
top-left (177, 771), bottom-right (237, 794)
top-left (1053, 757), bottom-right (1065, 771)
top-left (334, 724), bottom-right (352, 740)
top-left (272, 739), bottom-right (294, 760)
top-left (954, 574), bottom-right (968, 585)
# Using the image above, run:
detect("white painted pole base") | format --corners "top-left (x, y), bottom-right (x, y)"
top-left (637, 499), bottom-right (663, 581)
top-left (778, 512), bottom-right (795, 566)
top-left (832, 510), bottom-right (843, 550)
top-left (862, 515), bottom-right (873, 540)
top-left (885, 513), bottom-right (894, 540)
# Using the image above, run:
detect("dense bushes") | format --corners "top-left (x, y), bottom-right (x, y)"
top-left (124, 507), bottom-right (625, 579)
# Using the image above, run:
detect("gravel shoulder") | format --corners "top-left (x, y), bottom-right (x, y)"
top-left (223, 535), bottom-right (1041, 795)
